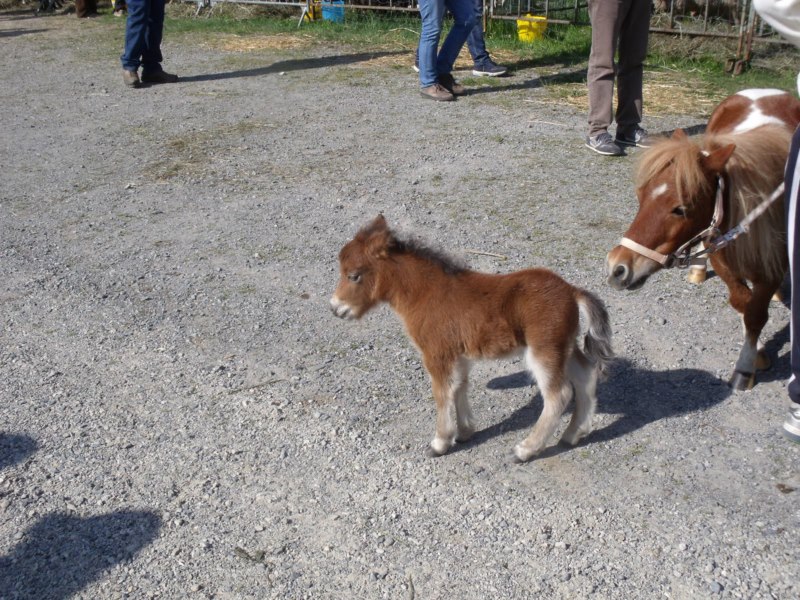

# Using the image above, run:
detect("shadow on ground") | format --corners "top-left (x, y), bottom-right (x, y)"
top-left (181, 51), bottom-right (406, 83)
top-left (0, 433), bottom-right (38, 470)
top-left (448, 357), bottom-right (769, 457)
top-left (0, 511), bottom-right (162, 599)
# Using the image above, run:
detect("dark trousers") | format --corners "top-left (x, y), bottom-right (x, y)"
top-left (787, 126), bottom-right (800, 404)
top-left (120, 0), bottom-right (165, 72)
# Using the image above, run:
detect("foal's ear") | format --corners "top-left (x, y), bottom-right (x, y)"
top-left (671, 128), bottom-right (688, 140)
top-left (365, 228), bottom-right (395, 259)
top-left (701, 143), bottom-right (736, 173)
top-left (369, 214), bottom-right (388, 231)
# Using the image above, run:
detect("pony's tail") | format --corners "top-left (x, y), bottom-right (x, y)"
top-left (575, 288), bottom-right (614, 379)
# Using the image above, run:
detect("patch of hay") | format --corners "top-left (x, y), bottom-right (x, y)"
top-left (205, 34), bottom-right (313, 52)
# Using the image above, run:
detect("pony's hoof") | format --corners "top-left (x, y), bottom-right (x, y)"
top-left (687, 268), bottom-right (707, 284)
top-left (772, 290), bottom-right (783, 303)
top-left (512, 445), bottom-right (534, 463)
top-left (424, 447), bottom-right (443, 458)
top-left (729, 370), bottom-right (755, 391)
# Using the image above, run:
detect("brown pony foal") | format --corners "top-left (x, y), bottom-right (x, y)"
top-left (331, 216), bottom-right (614, 462)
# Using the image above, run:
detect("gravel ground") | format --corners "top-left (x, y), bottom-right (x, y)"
top-left (1, 8), bottom-right (799, 600)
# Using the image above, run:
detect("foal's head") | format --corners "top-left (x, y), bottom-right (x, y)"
top-left (606, 129), bottom-right (736, 290)
top-left (330, 214), bottom-right (396, 320)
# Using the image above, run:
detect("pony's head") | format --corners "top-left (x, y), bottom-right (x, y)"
top-left (606, 129), bottom-right (736, 290)
top-left (330, 214), bottom-right (396, 319)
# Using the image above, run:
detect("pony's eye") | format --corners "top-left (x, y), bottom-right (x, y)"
top-left (348, 272), bottom-right (362, 283)
top-left (671, 206), bottom-right (687, 217)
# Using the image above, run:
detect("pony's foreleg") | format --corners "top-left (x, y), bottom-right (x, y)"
top-left (727, 281), bottom-right (776, 390)
top-left (560, 350), bottom-right (598, 446)
top-left (426, 361), bottom-right (458, 457)
top-left (452, 357), bottom-right (475, 443)
top-left (514, 349), bottom-right (571, 462)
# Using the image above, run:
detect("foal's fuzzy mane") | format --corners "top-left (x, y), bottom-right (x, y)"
top-left (635, 125), bottom-right (790, 281)
top-left (392, 235), bottom-right (468, 275)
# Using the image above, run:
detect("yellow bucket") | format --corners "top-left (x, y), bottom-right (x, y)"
top-left (517, 15), bottom-right (547, 42)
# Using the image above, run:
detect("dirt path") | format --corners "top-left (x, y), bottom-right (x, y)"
top-left (1, 9), bottom-right (798, 599)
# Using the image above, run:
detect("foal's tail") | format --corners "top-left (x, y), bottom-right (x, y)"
top-left (575, 288), bottom-right (614, 379)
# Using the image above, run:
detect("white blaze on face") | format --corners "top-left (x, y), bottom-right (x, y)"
top-left (650, 183), bottom-right (668, 199)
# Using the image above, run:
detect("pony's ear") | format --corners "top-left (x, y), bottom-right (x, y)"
top-left (702, 143), bottom-right (736, 173)
top-left (356, 214), bottom-right (389, 241)
top-left (365, 228), bottom-right (395, 259)
top-left (671, 128), bottom-right (688, 140)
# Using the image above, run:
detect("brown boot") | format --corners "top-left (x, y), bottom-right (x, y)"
top-left (437, 73), bottom-right (465, 96)
top-left (122, 69), bottom-right (140, 88)
top-left (420, 83), bottom-right (454, 102)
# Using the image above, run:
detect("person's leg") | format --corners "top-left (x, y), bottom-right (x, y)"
top-left (141, 0), bottom-right (165, 74)
top-left (436, 0), bottom-right (476, 75)
top-left (418, 0), bottom-right (446, 87)
top-left (615, 0), bottom-right (650, 133)
top-left (587, 0), bottom-right (620, 137)
top-left (121, 0), bottom-right (149, 72)
top-left (785, 126), bottom-right (800, 443)
top-left (466, 0), bottom-right (489, 65)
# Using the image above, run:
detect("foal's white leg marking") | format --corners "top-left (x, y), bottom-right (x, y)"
top-left (735, 88), bottom-right (785, 101)
top-left (452, 357), bottom-right (476, 442)
top-left (514, 348), bottom-right (570, 462)
top-left (561, 351), bottom-right (598, 446)
top-left (431, 365), bottom-right (459, 455)
top-left (650, 183), bottom-right (668, 198)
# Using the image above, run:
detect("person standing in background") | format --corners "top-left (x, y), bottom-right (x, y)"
top-left (585, 0), bottom-right (652, 156)
top-left (417, 0), bottom-right (476, 101)
top-left (752, 0), bottom-right (800, 442)
top-left (121, 0), bottom-right (179, 88)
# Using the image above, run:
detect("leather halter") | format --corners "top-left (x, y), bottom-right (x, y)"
top-left (619, 176), bottom-right (726, 269)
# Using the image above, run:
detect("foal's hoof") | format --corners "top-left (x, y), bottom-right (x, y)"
top-left (424, 447), bottom-right (444, 458)
top-left (729, 370), bottom-right (755, 391)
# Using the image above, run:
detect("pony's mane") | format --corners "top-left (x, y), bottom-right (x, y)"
top-left (393, 234), bottom-right (468, 275)
top-left (634, 135), bottom-right (712, 207)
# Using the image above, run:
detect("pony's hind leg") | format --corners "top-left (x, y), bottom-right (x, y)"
top-left (514, 348), bottom-right (571, 463)
top-left (560, 350), bottom-right (598, 446)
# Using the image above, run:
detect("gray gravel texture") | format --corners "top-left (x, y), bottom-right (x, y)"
top-left (2, 9), bottom-right (799, 600)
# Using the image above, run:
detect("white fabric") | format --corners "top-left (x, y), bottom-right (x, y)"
top-left (753, 0), bottom-right (800, 94)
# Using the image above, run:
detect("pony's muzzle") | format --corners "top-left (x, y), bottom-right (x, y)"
top-left (329, 296), bottom-right (353, 319)
top-left (606, 250), bottom-right (632, 290)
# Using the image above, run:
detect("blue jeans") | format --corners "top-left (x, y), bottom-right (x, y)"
top-left (465, 0), bottom-right (489, 65)
top-left (418, 0), bottom-right (476, 87)
top-left (120, 0), bottom-right (165, 72)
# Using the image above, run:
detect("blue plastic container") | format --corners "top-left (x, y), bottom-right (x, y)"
top-left (322, 0), bottom-right (344, 22)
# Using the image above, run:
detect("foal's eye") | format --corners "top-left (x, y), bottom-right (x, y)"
top-left (671, 206), bottom-right (687, 217)
top-left (348, 272), bottom-right (362, 283)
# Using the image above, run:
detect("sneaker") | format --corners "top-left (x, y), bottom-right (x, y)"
top-left (784, 407), bottom-right (800, 443)
top-left (616, 126), bottom-right (654, 148)
top-left (420, 83), bottom-right (454, 102)
top-left (122, 69), bottom-right (140, 88)
top-left (113, 9), bottom-right (125, 16)
top-left (585, 132), bottom-right (624, 156)
top-left (141, 70), bottom-right (179, 84)
top-left (413, 47), bottom-right (419, 73)
top-left (437, 73), bottom-right (465, 96)
top-left (472, 59), bottom-right (507, 77)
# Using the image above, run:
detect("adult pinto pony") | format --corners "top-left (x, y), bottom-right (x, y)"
top-left (331, 216), bottom-right (614, 462)
top-left (607, 89), bottom-right (800, 390)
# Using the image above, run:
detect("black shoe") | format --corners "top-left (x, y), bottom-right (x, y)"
top-left (472, 59), bottom-right (507, 77)
top-left (616, 126), bottom-right (654, 148)
top-left (141, 70), bottom-right (179, 84)
top-left (585, 132), bottom-right (624, 156)
top-left (437, 73), bottom-right (465, 96)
